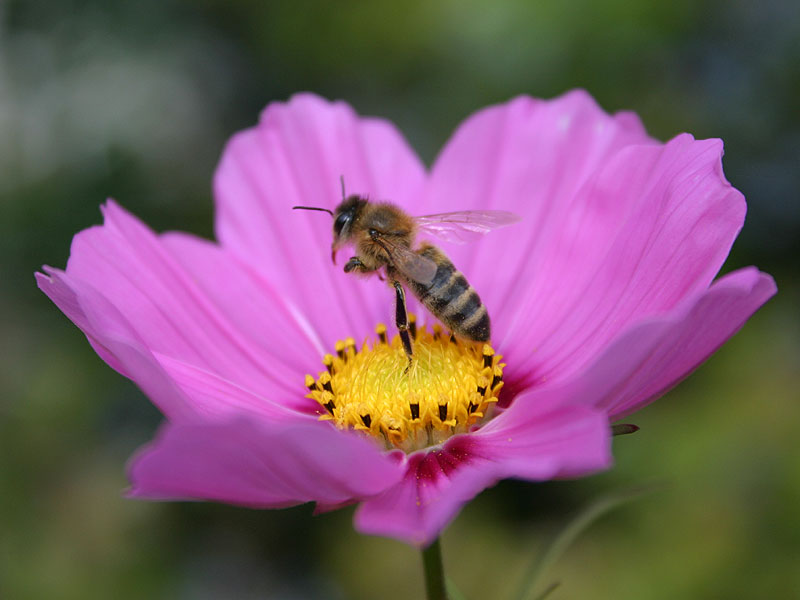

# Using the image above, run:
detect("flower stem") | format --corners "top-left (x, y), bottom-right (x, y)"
top-left (421, 538), bottom-right (448, 600)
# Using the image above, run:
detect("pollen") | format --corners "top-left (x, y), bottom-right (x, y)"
top-left (304, 315), bottom-right (505, 452)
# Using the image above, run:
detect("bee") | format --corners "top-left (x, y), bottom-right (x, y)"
top-left (294, 182), bottom-right (520, 360)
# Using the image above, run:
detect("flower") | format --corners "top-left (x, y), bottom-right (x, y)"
top-left (37, 91), bottom-right (776, 547)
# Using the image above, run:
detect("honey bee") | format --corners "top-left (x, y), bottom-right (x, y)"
top-left (294, 182), bottom-right (520, 360)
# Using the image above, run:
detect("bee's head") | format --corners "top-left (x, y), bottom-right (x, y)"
top-left (292, 175), bottom-right (367, 264)
top-left (330, 195), bottom-right (367, 263)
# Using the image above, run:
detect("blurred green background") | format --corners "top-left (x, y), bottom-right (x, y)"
top-left (1, 0), bottom-right (798, 598)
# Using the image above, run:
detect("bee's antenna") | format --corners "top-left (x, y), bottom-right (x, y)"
top-left (340, 175), bottom-right (346, 201)
top-left (292, 206), bottom-right (334, 216)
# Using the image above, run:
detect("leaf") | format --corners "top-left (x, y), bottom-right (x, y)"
top-left (446, 577), bottom-right (469, 600)
top-left (511, 484), bottom-right (660, 600)
top-left (531, 581), bottom-right (561, 600)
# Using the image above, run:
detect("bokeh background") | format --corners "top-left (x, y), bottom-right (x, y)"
top-left (1, 0), bottom-right (798, 598)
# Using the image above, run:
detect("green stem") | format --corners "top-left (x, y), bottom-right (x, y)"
top-left (421, 538), bottom-right (449, 600)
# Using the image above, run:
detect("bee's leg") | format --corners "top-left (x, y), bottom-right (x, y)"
top-left (392, 280), bottom-right (414, 364)
top-left (344, 256), bottom-right (380, 274)
top-left (344, 257), bottom-right (364, 273)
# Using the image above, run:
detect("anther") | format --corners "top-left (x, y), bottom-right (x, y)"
top-left (483, 345), bottom-right (494, 369)
top-left (319, 372), bottom-right (333, 393)
top-left (491, 367), bottom-right (502, 389)
top-left (449, 333), bottom-right (457, 344)
top-left (361, 414), bottom-right (372, 428)
top-left (376, 323), bottom-right (388, 345)
top-left (324, 399), bottom-right (336, 414)
top-left (335, 340), bottom-right (346, 360)
top-left (323, 354), bottom-right (334, 373)
top-left (433, 325), bottom-right (442, 340)
top-left (409, 314), bottom-right (417, 339)
top-left (305, 374), bottom-right (317, 391)
top-left (468, 401), bottom-right (478, 414)
top-left (438, 404), bottom-right (448, 422)
top-left (477, 385), bottom-right (487, 397)
top-left (410, 403), bottom-right (420, 420)
top-left (344, 337), bottom-right (356, 360)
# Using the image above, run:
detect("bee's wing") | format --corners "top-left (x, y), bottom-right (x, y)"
top-left (414, 210), bottom-right (522, 244)
top-left (378, 236), bottom-right (438, 285)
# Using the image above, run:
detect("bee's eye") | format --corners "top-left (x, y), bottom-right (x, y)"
top-left (334, 213), bottom-right (351, 236)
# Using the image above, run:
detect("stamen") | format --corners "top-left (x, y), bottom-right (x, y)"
top-left (319, 372), bottom-right (333, 394)
top-left (304, 374), bottom-right (317, 391)
top-left (304, 315), bottom-right (505, 452)
top-left (483, 345), bottom-right (494, 369)
top-left (344, 337), bottom-right (356, 360)
top-left (491, 367), bottom-right (503, 390)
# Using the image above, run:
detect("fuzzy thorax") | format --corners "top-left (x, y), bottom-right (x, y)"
top-left (304, 315), bottom-right (504, 452)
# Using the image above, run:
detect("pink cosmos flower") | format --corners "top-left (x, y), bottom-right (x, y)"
top-left (37, 91), bottom-right (776, 547)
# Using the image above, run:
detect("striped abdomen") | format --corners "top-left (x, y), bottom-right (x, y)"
top-left (405, 245), bottom-right (490, 342)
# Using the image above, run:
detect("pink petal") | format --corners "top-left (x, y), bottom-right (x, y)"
top-left (501, 136), bottom-right (747, 384)
top-left (36, 268), bottom-right (193, 421)
top-left (473, 393), bottom-right (612, 479)
top-left (503, 268), bottom-right (774, 422)
top-left (425, 91), bottom-right (747, 387)
top-left (354, 403), bottom-right (610, 546)
top-left (159, 232), bottom-right (326, 379)
top-left (153, 353), bottom-right (313, 423)
top-left (566, 267), bottom-right (776, 420)
top-left (213, 93), bottom-right (427, 348)
top-left (128, 419), bottom-right (404, 508)
top-left (37, 266), bottom-right (310, 424)
top-left (425, 90), bottom-right (652, 285)
top-left (43, 200), bottom-right (325, 416)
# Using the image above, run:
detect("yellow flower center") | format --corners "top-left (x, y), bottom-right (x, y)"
top-left (304, 315), bottom-right (505, 452)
